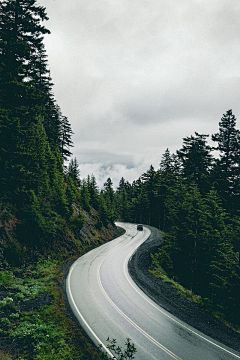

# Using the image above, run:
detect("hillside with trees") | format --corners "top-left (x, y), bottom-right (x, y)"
top-left (0, 0), bottom-right (117, 265)
top-left (0, 1), bottom-right (122, 358)
top-left (0, 0), bottom-right (239, 358)
top-left (113, 109), bottom-right (240, 329)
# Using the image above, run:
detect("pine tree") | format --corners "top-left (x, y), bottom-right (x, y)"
top-left (0, 0), bottom-right (78, 256)
top-left (68, 157), bottom-right (80, 186)
top-left (211, 110), bottom-right (240, 209)
top-left (79, 180), bottom-right (91, 212)
top-left (156, 149), bottom-right (181, 230)
top-left (0, 0), bottom-right (51, 198)
top-left (177, 132), bottom-right (213, 193)
top-left (103, 178), bottom-right (114, 207)
top-left (202, 190), bottom-right (240, 322)
top-left (87, 174), bottom-right (100, 210)
top-left (59, 113), bottom-right (74, 161)
top-left (102, 178), bottom-right (115, 222)
top-left (0, 0), bottom-right (50, 112)
top-left (141, 165), bottom-right (157, 225)
top-left (98, 192), bottom-right (110, 227)
top-left (115, 178), bottom-right (131, 221)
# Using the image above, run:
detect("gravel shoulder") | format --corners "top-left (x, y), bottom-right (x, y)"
top-left (128, 225), bottom-right (240, 353)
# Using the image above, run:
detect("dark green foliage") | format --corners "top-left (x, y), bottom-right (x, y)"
top-left (3, 237), bottom-right (23, 266)
top-left (59, 113), bottom-right (74, 160)
top-left (212, 109), bottom-right (240, 210)
top-left (68, 157), bottom-right (81, 186)
top-left (140, 165), bottom-right (157, 225)
top-left (98, 192), bottom-right (111, 227)
top-left (102, 178), bottom-right (116, 222)
top-left (0, 0), bottom-right (103, 260)
top-left (0, 0), bottom-right (50, 109)
top-left (115, 177), bottom-right (131, 221)
top-left (87, 174), bottom-right (100, 210)
top-left (0, 0), bottom-right (85, 261)
top-left (111, 110), bottom-right (240, 327)
top-left (177, 132), bottom-right (213, 193)
top-left (99, 338), bottom-right (137, 360)
top-left (79, 180), bottom-right (91, 212)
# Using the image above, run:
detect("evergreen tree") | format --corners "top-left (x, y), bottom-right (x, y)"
top-left (155, 149), bottom-right (181, 230)
top-left (129, 178), bottom-right (149, 225)
top-left (98, 192), bottom-right (110, 227)
top-left (141, 165), bottom-right (157, 225)
top-left (212, 110), bottom-right (240, 209)
top-left (59, 113), bottom-right (74, 161)
top-left (202, 189), bottom-right (240, 322)
top-left (0, 0), bottom-right (50, 112)
top-left (79, 180), bottom-right (91, 212)
top-left (102, 178), bottom-right (115, 222)
top-left (177, 132), bottom-right (213, 193)
top-left (68, 157), bottom-right (80, 186)
top-left (103, 178), bottom-right (114, 207)
top-left (87, 174), bottom-right (100, 210)
top-left (115, 177), bottom-right (131, 221)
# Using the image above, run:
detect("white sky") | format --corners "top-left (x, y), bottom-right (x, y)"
top-left (39, 0), bottom-right (240, 188)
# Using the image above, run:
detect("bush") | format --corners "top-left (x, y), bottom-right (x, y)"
top-left (99, 338), bottom-right (137, 360)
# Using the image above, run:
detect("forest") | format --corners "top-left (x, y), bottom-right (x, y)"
top-left (0, 1), bottom-right (120, 358)
top-left (0, 0), bottom-right (239, 358)
top-left (111, 109), bottom-right (240, 328)
top-left (0, 0), bottom-right (116, 266)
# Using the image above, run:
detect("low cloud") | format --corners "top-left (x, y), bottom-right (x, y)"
top-left (79, 162), bottom-right (151, 189)
top-left (40, 0), bottom-right (240, 185)
top-left (76, 151), bottom-right (135, 168)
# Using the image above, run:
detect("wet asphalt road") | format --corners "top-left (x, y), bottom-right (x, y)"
top-left (66, 223), bottom-right (240, 359)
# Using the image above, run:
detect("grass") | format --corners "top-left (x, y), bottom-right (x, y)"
top-left (0, 256), bottom-right (106, 359)
top-left (149, 266), bottom-right (202, 304)
top-left (149, 265), bottom-right (240, 333)
top-left (0, 351), bottom-right (13, 360)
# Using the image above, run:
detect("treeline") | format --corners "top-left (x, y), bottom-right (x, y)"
top-left (0, 0), bottom-right (114, 265)
top-left (1, 0), bottom-right (239, 329)
top-left (111, 110), bottom-right (240, 326)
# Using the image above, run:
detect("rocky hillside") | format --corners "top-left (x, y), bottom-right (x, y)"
top-left (0, 206), bottom-right (124, 359)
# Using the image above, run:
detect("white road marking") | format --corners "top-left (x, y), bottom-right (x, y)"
top-left (97, 240), bottom-right (182, 360)
top-left (67, 223), bottom-right (240, 360)
top-left (122, 225), bottom-right (240, 359)
top-left (67, 256), bottom-right (114, 358)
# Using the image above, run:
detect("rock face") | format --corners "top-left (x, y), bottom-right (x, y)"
top-left (128, 225), bottom-right (240, 353)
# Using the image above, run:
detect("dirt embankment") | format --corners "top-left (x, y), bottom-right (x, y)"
top-left (128, 225), bottom-right (240, 353)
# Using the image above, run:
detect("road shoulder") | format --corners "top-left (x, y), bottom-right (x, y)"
top-left (128, 225), bottom-right (240, 353)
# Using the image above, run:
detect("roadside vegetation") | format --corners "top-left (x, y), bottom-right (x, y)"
top-left (112, 110), bottom-right (240, 331)
top-left (0, 0), bottom-right (239, 358)
top-left (149, 265), bottom-right (202, 305)
top-left (0, 246), bottom-right (134, 360)
top-left (0, 1), bottom-right (127, 358)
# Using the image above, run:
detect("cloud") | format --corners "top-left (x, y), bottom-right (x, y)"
top-left (76, 150), bottom-right (135, 168)
top-left (39, 0), bottom-right (240, 185)
top-left (79, 162), bottom-right (151, 189)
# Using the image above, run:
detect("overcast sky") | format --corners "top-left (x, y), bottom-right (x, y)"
top-left (39, 0), bottom-right (240, 188)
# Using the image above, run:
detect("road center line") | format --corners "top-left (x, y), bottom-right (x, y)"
top-left (123, 227), bottom-right (240, 359)
top-left (97, 241), bottom-right (182, 360)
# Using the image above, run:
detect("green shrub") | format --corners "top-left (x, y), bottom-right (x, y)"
top-left (100, 338), bottom-right (137, 360)
top-left (1, 317), bottom-right (11, 326)
top-left (10, 315), bottom-right (56, 353)
top-left (0, 350), bottom-right (13, 360)
top-left (14, 283), bottom-right (46, 300)
top-left (0, 271), bottom-right (14, 285)
top-left (0, 297), bottom-right (15, 311)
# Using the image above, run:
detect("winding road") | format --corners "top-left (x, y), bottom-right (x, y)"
top-left (66, 223), bottom-right (240, 359)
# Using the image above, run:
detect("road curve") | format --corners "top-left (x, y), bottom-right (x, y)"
top-left (66, 223), bottom-right (240, 360)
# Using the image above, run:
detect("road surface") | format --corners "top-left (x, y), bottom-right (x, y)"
top-left (66, 223), bottom-right (240, 359)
